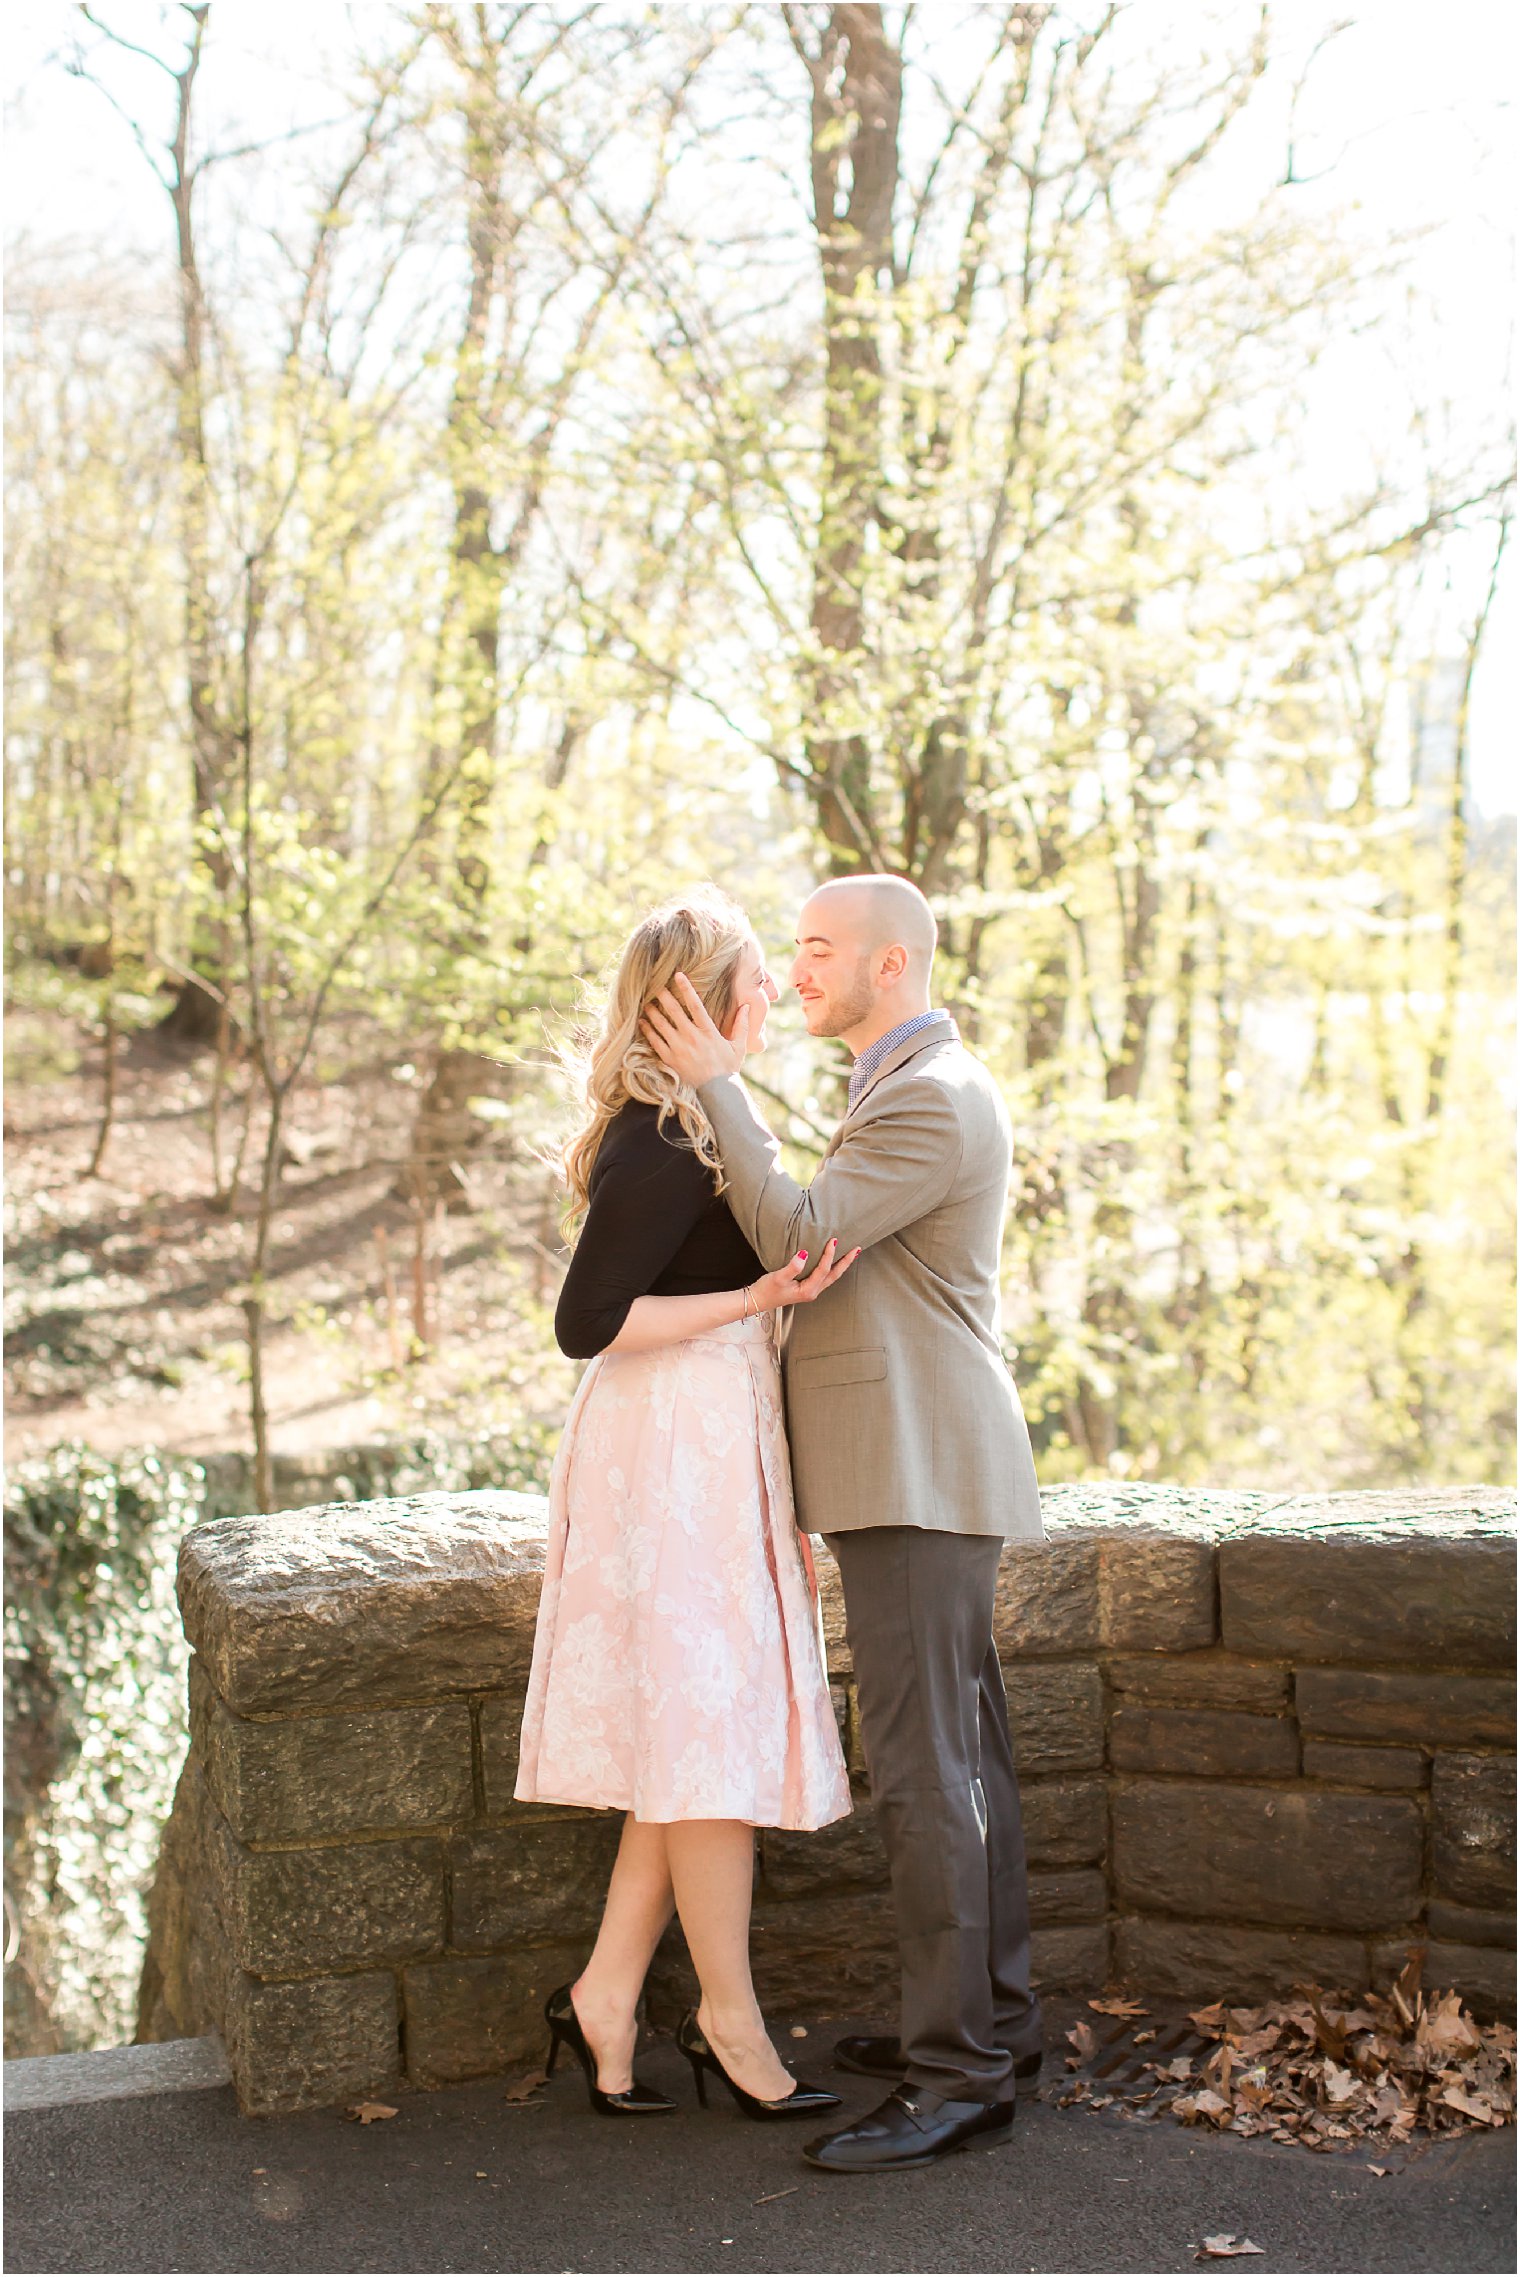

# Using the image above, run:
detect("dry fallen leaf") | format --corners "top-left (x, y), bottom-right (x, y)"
top-left (1150, 2054), bottom-right (1195, 2082)
top-left (1218, 2006), bottom-right (1266, 2035)
top-left (1416, 1992), bottom-right (1483, 2065)
top-left (1174, 2090), bottom-right (1231, 2126)
top-left (1440, 2085), bottom-right (1497, 2125)
top-left (1367, 2164), bottom-right (1391, 2177)
top-left (1062, 1978), bottom-right (1511, 2159)
top-left (1089, 1995), bottom-right (1149, 2018)
top-left (1389, 1950), bottom-right (1424, 2029)
top-left (1299, 1987), bottom-right (1350, 2061)
top-left (1197, 2237), bottom-right (1265, 2259)
top-left (502, 2066), bottom-right (548, 2104)
top-left (346, 2102), bottom-right (398, 2125)
top-left (1066, 2020), bottom-right (1099, 2062)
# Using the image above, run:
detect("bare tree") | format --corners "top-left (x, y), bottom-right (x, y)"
top-left (403, 5), bottom-right (695, 1202)
top-left (70, 5), bottom-right (232, 1041)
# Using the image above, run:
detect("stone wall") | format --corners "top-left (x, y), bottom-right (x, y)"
top-left (138, 1485), bottom-right (1516, 2116)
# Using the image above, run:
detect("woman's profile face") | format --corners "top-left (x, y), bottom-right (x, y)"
top-left (725, 936), bottom-right (779, 1056)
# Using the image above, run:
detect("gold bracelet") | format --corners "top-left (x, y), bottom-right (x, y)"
top-left (742, 1284), bottom-right (756, 1321)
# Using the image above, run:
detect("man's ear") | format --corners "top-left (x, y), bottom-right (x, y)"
top-left (878, 942), bottom-right (909, 986)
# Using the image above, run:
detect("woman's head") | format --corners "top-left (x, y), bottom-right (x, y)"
top-left (562, 889), bottom-right (774, 1225)
top-left (610, 890), bottom-right (765, 1063)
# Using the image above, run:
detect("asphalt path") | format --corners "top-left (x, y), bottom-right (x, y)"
top-left (5, 2009), bottom-right (1514, 2276)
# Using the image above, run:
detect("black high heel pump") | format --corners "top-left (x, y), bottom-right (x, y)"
top-left (677, 2011), bottom-right (841, 2122)
top-left (543, 1985), bottom-right (675, 2115)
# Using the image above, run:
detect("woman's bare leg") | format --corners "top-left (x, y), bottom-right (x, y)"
top-left (666, 1819), bottom-right (795, 2101)
top-left (572, 1816), bottom-right (675, 2091)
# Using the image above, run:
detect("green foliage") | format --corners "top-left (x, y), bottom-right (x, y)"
top-left (2, 1428), bottom-right (557, 2051)
top-left (4, 10), bottom-right (1511, 1462)
top-left (1003, 1083), bottom-right (1516, 1489)
top-left (2, 0), bottom-right (1514, 2044)
top-left (325, 1425), bottom-right (557, 1503)
top-left (3, 1447), bottom-right (198, 2053)
top-left (4, 7), bottom-right (1512, 1500)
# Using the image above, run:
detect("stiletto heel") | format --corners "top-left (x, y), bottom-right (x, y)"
top-left (542, 1985), bottom-right (676, 2116)
top-left (676, 2010), bottom-right (840, 2122)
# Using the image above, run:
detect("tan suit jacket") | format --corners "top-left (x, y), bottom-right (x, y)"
top-left (698, 1014), bottom-right (1044, 1542)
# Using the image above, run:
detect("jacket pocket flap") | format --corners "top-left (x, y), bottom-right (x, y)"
top-left (789, 1347), bottom-right (888, 1390)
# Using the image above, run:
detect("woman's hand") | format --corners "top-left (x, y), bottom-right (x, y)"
top-left (750, 1237), bottom-right (860, 1313)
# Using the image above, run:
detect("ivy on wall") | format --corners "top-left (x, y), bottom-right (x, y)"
top-left (3, 1426), bottom-right (555, 2054)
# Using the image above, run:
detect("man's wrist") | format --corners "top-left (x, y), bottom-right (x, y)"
top-left (697, 1068), bottom-right (750, 1130)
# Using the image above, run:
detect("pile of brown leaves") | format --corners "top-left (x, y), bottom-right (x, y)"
top-left (1061, 1956), bottom-right (1515, 2154)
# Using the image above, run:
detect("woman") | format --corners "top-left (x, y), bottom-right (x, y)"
top-left (515, 888), bottom-right (858, 2121)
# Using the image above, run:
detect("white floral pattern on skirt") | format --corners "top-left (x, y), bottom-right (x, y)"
top-left (514, 1314), bottom-right (851, 1830)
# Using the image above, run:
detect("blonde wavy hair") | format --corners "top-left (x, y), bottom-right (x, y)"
top-left (562, 888), bottom-right (754, 1230)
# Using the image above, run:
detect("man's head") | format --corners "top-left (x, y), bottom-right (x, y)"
top-left (790, 875), bottom-right (937, 1049)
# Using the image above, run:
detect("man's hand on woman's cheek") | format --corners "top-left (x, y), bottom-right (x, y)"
top-left (642, 972), bottom-right (745, 1085)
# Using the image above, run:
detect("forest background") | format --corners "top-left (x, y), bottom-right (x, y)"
top-left (2, 1), bottom-right (1515, 2052)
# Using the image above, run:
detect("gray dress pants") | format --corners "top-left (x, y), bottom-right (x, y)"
top-left (828, 1525), bottom-right (1042, 2104)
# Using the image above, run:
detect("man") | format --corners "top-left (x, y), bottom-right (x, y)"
top-left (645, 873), bottom-right (1045, 2175)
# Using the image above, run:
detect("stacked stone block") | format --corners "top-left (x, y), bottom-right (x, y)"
top-left (139, 1483), bottom-right (1515, 2115)
top-left (141, 1494), bottom-right (619, 2113)
top-left (1095, 1504), bottom-right (1516, 2013)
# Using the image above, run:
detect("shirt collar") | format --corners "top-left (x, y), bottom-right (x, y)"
top-left (847, 1010), bottom-right (949, 1107)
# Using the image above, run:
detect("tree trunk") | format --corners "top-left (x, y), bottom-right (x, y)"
top-left (1426, 511), bottom-right (1508, 1122)
top-left (154, 7), bottom-right (234, 1047)
top-left (208, 987), bottom-right (233, 1206)
top-left (1105, 844), bottom-right (1160, 1102)
top-left (242, 1078), bottom-right (288, 1514)
top-left (241, 1294), bottom-right (272, 1516)
top-left (402, 18), bottom-right (517, 1201)
top-left (86, 996), bottom-right (117, 1179)
top-left (1025, 823), bottom-right (1071, 1086)
top-left (406, 1047), bottom-right (495, 1212)
top-left (787, 4), bottom-right (902, 873)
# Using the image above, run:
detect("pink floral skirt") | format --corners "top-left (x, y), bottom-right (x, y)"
top-left (514, 1314), bottom-right (850, 1830)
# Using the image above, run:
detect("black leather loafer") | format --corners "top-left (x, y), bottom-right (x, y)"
top-left (833, 2034), bottom-right (1042, 2088)
top-left (802, 2086), bottom-right (1015, 2172)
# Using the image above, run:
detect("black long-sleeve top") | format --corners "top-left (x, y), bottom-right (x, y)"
top-left (554, 1101), bottom-right (763, 1359)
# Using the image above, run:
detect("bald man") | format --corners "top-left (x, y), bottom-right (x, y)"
top-left (646, 875), bottom-right (1046, 2175)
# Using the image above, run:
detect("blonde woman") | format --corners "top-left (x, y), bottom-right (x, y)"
top-left (515, 889), bottom-right (856, 2121)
